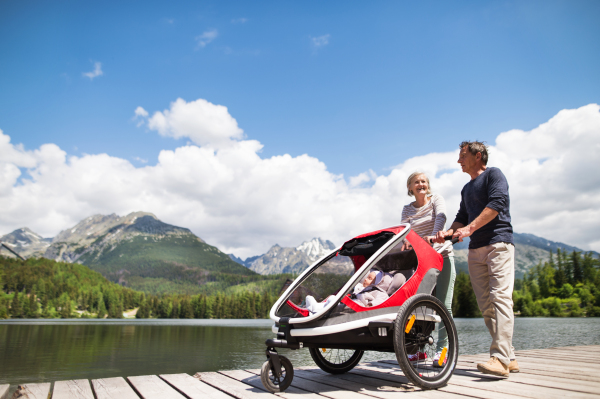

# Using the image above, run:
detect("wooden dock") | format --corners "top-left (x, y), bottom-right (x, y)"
top-left (2, 345), bottom-right (599, 399)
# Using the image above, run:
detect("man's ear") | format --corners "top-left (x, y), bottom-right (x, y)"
top-left (475, 152), bottom-right (482, 161)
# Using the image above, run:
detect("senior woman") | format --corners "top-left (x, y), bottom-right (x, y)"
top-left (402, 171), bottom-right (456, 367)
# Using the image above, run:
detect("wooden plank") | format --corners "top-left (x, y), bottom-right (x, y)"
top-left (457, 355), bottom-right (600, 377)
top-left (439, 383), bottom-right (534, 399)
top-left (456, 354), bottom-right (600, 372)
top-left (328, 365), bottom-right (531, 399)
top-left (11, 383), bottom-right (51, 399)
top-left (451, 365), bottom-right (600, 396)
top-left (292, 367), bottom-right (463, 399)
top-left (549, 345), bottom-right (600, 351)
top-left (519, 348), bottom-right (600, 355)
top-left (92, 377), bottom-right (140, 399)
top-left (456, 360), bottom-right (600, 382)
top-left (358, 362), bottom-right (594, 399)
top-left (247, 367), bottom-right (417, 399)
top-left (517, 352), bottom-right (600, 363)
top-left (242, 368), bottom-right (372, 399)
top-left (161, 373), bottom-right (233, 399)
top-left (222, 369), bottom-right (326, 399)
top-left (127, 375), bottom-right (185, 399)
top-left (516, 349), bottom-right (600, 360)
top-left (196, 371), bottom-right (274, 399)
top-left (52, 380), bottom-right (95, 399)
top-left (298, 367), bottom-right (414, 393)
top-left (0, 385), bottom-right (8, 399)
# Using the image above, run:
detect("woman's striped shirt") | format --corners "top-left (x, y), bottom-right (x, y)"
top-left (401, 194), bottom-right (453, 257)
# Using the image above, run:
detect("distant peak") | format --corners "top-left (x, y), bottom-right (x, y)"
top-left (124, 211), bottom-right (158, 222)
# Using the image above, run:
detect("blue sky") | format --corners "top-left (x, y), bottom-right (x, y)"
top-left (1, 1), bottom-right (600, 256)
top-left (2, 1), bottom-right (598, 176)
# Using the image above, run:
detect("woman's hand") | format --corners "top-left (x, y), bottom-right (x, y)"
top-left (433, 230), bottom-right (451, 243)
top-left (424, 236), bottom-right (435, 245)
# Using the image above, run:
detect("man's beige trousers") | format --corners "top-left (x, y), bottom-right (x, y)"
top-left (468, 242), bottom-right (515, 365)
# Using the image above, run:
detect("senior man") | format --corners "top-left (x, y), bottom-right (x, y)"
top-left (435, 141), bottom-right (518, 377)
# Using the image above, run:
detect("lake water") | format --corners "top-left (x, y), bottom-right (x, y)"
top-left (1, 317), bottom-right (599, 386)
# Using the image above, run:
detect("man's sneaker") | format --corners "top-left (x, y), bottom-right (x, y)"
top-left (407, 351), bottom-right (427, 362)
top-left (432, 351), bottom-right (447, 368)
top-left (477, 356), bottom-right (509, 377)
top-left (509, 359), bottom-right (520, 373)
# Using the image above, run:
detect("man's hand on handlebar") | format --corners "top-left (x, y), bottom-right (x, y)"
top-left (452, 225), bottom-right (473, 242)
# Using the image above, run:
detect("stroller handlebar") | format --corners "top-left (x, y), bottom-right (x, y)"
top-left (444, 236), bottom-right (460, 245)
top-left (434, 235), bottom-right (458, 254)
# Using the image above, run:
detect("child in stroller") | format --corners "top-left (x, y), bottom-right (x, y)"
top-left (306, 269), bottom-right (396, 312)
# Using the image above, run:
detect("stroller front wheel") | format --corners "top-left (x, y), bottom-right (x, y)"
top-left (260, 355), bottom-right (294, 393)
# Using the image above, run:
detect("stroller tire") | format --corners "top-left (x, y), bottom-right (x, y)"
top-left (393, 293), bottom-right (458, 389)
top-left (260, 355), bottom-right (294, 393)
top-left (309, 348), bottom-right (364, 374)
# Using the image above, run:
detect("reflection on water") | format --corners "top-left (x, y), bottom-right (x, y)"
top-left (1, 317), bottom-right (599, 385)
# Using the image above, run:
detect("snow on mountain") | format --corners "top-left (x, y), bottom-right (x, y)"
top-left (243, 237), bottom-right (339, 275)
top-left (0, 227), bottom-right (52, 258)
top-left (296, 238), bottom-right (336, 262)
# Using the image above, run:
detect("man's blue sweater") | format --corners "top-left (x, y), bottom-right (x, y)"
top-left (454, 167), bottom-right (514, 249)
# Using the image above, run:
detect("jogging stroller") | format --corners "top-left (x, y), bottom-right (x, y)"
top-left (260, 223), bottom-right (459, 392)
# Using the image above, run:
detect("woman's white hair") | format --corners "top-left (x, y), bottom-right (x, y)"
top-left (406, 171), bottom-right (432, 197)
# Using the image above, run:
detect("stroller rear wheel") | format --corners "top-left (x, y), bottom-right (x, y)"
top-left (393, 293), bottom-right (458, 389)
top-left (309, 348), bottom-right (364, 374)
top-left (260, 355), bottom-right (294, 392)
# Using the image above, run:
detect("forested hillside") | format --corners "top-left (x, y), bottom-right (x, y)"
top-left (452, 249), bottom-right (600, 317)
top-left (0, 256), bottom-right (286, 319)
top-left (0, 256), bottom-right (143, 318)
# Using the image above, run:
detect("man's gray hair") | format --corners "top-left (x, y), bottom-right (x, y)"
top-left (460, 141), bottom-right (489, 165)
top-left (406, 171), bottom-right (431, 197)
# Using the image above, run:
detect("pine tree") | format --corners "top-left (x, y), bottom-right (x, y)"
top-left (0, 296), bottom-right (9, 319)
top-left (582, 252), bottom-right (597, 283)
top-left (170, 300), bottom-right (179, 318)
top-left (452, 273), bottom-right (480, 317)
top-left (179, 298), bottom-right (194, 319)
top-left (97, 299), bottom-right (107, 318)
top-left (562, 249), bottom-right (574, 285)
top-left (60, 295), bottom-right (71, 318)
top-left (157, 298), bottom-right (169, 318)
top-left (117, 301), bottom-right (124, 318)
top-left (28, 288), bottom-right (38, 318)
top-left (572, 251), bottom-right (583, 283)
top-left (11, 292), bottom-right (23, 318)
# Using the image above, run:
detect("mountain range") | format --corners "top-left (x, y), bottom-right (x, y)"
top-left (230, 232), bottom-right (598, 279)
top-left (0, 212), bottom-right (254, 295)
top-left (2, 214), bottom-right (597, 293)
top-left (229, 237), bottom-right (338, 274)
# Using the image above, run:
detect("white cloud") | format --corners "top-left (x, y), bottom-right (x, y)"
top-left (231, 18), bottom-right (248, 24)
top-left (195, 29), bottom-right (218, 49)
top-left (140, 98), bottom-right (244, 149)
top-left (1, 103), bottom-right (599, 259)
top-left (133, 106), bottom-right (149, 127)
top-left (311, 34), bottom-right (330, 48)
top-left (82, 62), bottom-right (103, 80)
